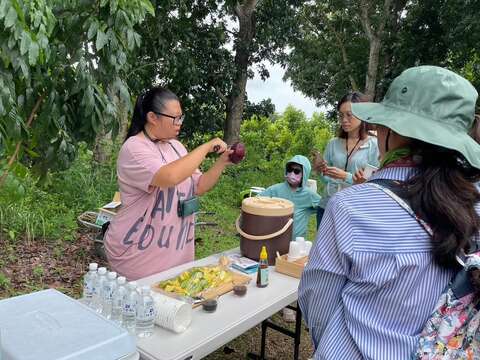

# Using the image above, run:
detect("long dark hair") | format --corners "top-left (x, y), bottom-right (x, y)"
top-left (337, 91), bottom-right (370, 140)
top-left (125, 87), bottom-right (179, 141)
top-left (402, 140), bottom-right (480, 268)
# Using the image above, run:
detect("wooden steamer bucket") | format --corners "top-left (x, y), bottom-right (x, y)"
top-left (236, 196), bottom-right (294, 265)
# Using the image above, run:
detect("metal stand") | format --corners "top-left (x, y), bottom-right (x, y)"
top-left (247, 304), bottom-right (302, 360)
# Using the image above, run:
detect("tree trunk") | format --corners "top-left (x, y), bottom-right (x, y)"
top-left (93, 130), bottom-right (110, 164)
top-left (117, 98), bottom-right (130, 142)
top-left (359, 0), bottom-right (393, 100)
top-left (365, 36), bottom-right (381, 99)
top-left (223, 0), bottom-right (258, 144)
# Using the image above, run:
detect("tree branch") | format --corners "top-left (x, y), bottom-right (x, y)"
top-left (332, 28), bottom-right (359, 91)
top-left (214, 86), bottom-right (228, 105)
top-left (359, 0), bottom-right (374, 41)
top-left (378, 0), bottom-right (394, 35)
top-left (243, 0), bottom-right (258, 11)
top-left (300, 10), bottom-right (359, 91)
top-left (0, 93), bottom-right (46, 187)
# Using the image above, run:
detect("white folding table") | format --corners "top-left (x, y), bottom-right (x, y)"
top-left (135, 249), bottom-right (301, 360)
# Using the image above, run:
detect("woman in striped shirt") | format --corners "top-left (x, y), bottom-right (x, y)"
top-left (299, 66), bottom-right (480, 359)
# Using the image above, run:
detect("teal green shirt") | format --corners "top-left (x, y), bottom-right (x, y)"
top-left (260, 155), bottom-right (322, 240)
top-left (318, 136), bottom-right (380, 208)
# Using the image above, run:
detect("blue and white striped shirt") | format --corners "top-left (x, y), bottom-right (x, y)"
top-left (299, 166), bottom-right (458, 360)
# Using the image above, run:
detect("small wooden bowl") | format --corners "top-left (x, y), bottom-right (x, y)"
top-left (233, 285), bottom-right (247, 296)
top-left (202, 299), bottom-right (218, 313)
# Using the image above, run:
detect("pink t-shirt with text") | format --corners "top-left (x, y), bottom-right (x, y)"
top-left (104, 135), bottom-right (202, 280)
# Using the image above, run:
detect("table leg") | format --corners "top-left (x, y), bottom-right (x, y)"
top-left (260, 319), bottom-right (267, 358)
top-left (246, 304), bottom-right (303, 360)
top-left (293, 304), bottom-right (302, 360)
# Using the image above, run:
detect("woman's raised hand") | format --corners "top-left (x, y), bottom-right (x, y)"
top-left (323, 166), bottom-right (348, 181)
top-left (206, 138), bottom-right (228, 154)
top-left (353, 168), bottom-right (367, 184)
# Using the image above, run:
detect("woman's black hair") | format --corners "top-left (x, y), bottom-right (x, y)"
top-left (125, 87), bottom-right (179, 141)
top-left (337, 91), bottom-right (370, 140)
top-left (402, 140), bottom-right (480, 268)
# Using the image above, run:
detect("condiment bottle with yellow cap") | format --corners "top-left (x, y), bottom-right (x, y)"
top-left (256, 246), bottom-right (269, 288)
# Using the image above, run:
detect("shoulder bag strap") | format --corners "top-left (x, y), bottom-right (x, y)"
top-left (368, 179), bottom-right (434, 237)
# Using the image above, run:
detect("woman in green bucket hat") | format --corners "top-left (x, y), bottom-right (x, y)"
top-left (299, 66), bottom-right (480, 360)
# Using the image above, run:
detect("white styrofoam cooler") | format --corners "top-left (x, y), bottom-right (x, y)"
top-left (0, 289), bottom-right (137, 360)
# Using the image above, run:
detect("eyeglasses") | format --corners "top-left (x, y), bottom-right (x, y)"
top-left (338, 112), bottom-right (354, 121)
top-left (286, 167), bottom-right (302, 175)
top-left (154, 111), bottom-right (185, 126)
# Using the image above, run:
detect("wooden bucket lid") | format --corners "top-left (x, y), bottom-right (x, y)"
top-left (241, 196), bottom-right (294, 216)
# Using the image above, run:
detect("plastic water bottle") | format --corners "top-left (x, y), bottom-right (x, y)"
top-left (82, 263), bottom-right (98, 307)
top-left (111, 276), bottom-right (127, 326)
top-left (123, 281), bottom-right (138, 334)
top-left (93, 267), bottom-right (107, 313)
top-left (136, 286), bottom-right (156, 338)
top-left (102, 271), bottom-right (117, 318)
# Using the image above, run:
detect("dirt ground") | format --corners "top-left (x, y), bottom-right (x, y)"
top-left (0, 230), bottom-right (314, 359)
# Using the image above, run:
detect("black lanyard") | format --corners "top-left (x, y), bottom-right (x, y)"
top-left (344, 137), bottom-right (362, 171)
top-left (142, 129), bottom-right (195, 196)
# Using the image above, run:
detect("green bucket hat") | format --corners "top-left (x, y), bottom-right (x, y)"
top-left (351, 66), bottom-right (480, 169)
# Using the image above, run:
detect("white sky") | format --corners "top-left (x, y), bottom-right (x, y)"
top-left (246, 62), bottom-right (325, 118)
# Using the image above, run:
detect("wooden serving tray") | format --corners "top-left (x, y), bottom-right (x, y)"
top-left (151, 266), bottom-right (251, 307)
top-left (275, 254), bottom-right (308, 278)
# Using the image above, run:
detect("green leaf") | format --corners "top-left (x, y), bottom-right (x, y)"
top-left (115, 78), bottom-right (130, 104)
top-left (126, 29), bottom-right (135, 50)
top-left (4, 6), bottom-right (17, 28)
top-left (140, 0), bottom-right (155, 17)
top-left (18, 58), bottom-right (29, 78)
top-left (87, 20), bottom-right (99, 40)
top-left (24, 147), bottom-right (39, 158)
top-left (133, 32), bottom-right (141, 47)
top-left (0, 1), bottom-right (8, 20)
top-left (28, 41), bottom-right (39, 65)
top-left (20, 31), bottom-right (30, 55)
top-left (96, 30), bottom-right (107, 50)
top-left (10, 0), bottom-right (25, 24)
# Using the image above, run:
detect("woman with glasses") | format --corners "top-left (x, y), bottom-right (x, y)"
top-left (312, 92), bottom-right (380, 228)
top-left (104, 87), bottom-right (232, 280)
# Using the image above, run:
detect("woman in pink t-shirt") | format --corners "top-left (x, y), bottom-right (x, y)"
top-left (104, 87), bottom-right (232, 280)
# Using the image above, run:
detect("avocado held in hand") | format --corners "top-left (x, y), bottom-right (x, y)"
top-left (229, 142), bottom-right (246, 164)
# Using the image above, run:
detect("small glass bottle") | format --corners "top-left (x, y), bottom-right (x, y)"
top-left (256, 246), bottom-right (269, 288)
top-left (82, 262), bottom-right (98, 307)
top-left (102, 271), bottom-right (117, 318)
top-left (111, 276), bottom-right (127, 326)
top-left (123, 281), bottom-right (138, 334)
top-left (136, 286), bottom-right (156, 338)
top-left (93, 267), bottom-right (107, 313)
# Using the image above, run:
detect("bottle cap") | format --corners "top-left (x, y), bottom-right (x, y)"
top-left (260, 246), bottom-right (268, 260)
top-left (107, 271), bottom-right (117, 279)
top-left (117, 276), bottom-right (126, 284)
top-left (128, 281), bottom-right (137, 289)
top-left (89, 263), bottom-right (98, 271)
top-left (141, 286), bottom-right (151, 294)
top-left (98, 267), bottom-right (107, 274)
